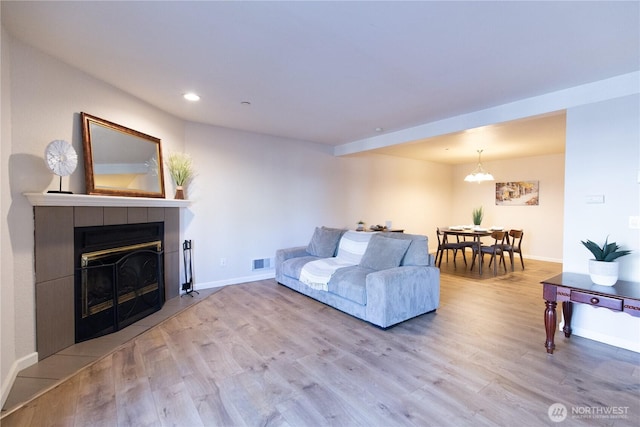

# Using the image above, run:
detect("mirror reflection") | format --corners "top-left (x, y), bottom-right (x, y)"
top-left (81, 113), bottom-right (165, 198)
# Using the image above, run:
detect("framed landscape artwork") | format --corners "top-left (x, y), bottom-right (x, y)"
top-left (495, 181), bottom-right (539, 206)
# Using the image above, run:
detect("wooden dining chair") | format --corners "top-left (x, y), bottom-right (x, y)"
top-left (471, 230), bottom-right (508, 275)
top-left (436, 228), bottom-right (469, 268)
top-left (505, 229), bottom-right (525, 269)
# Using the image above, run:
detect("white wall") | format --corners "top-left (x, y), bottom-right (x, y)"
top-left (563, 94), bottom-right (640, 351)
top-left (1, 35), bottom-right (186, 403)
top-left (1, 23), bottom-right (17, 402)
top-left (451, 153), bottom-right (565, 262)
top-left (184, 124), bottom-right (453, 288)
top-left (9, 38), bottom-right (187, 195)
top-left (183, 123), bottom-right (347, 286)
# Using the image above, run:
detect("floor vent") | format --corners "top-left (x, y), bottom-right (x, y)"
top-left (252, 257), bottom-right (272, 270)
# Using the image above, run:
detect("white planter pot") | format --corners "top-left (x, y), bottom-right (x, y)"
top-left (588, 259), bottom-right (619, 286)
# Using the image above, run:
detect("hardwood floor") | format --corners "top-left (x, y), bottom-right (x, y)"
top-left (2, 259), bottom-right (639, 426)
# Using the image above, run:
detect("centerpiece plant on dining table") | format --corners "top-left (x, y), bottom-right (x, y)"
top-left (472, 206), bottom-right (484, 227)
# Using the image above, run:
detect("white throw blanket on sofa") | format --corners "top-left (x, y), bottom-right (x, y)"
top-left (299, 257), bottom-right (356, 291)
top-left (299, 230), bottom-right (375, 291)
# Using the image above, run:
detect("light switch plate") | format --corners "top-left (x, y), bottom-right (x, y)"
top-left (629, 216), bottom-right (640, 229)
top-left (585, 195), bottom-right (604, 204)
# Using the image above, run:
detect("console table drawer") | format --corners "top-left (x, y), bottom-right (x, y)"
top-left (570, 290), bottom-right (623, 311)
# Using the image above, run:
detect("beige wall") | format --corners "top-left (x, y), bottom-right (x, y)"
top-left (451, 153), bottom-right (565, 262)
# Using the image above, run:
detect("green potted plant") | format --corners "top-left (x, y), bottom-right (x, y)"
top-left (472, 206), bottom-right (483, 229)
top-left (166, 152), bottom-right (193, 199)
top-left (581, 237), bottom-right (632, 286)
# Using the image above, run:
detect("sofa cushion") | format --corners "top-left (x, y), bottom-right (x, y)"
top-left (359, 234), bottom-right (411, 270)
top-left (336, 230), bottom-right (374, 264)
top-left (327, 265), bottom-right (374, 305)
top-left (306, 226), bottom-right (346, 257)
top-left (281, 256), bottom-right (321, 280)
top-left (380, 232), bottom-right (430, 266)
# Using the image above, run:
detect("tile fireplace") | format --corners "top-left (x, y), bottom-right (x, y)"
top-left (75, 222), bottom-right (165, 342)
top-left (27, 194), bottom-right (187, 360)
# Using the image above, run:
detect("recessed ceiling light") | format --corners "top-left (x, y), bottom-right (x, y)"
top-left (183, 93), bottom-right (200, 101)
top-left (375, 127), bottom-right (384, 132)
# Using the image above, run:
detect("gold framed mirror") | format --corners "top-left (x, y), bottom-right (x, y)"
top-left (81, 112), bottom-right (165, 198)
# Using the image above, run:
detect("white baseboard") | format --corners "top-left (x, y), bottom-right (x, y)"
top-left (194, 270), bottom-right (276, 290)
top-left (431, 252), bottom-right (563, 264)
top-left (560, 310), bottom-right (640, 354)
top-left (1, 351), bottom-right (38, 408)
top-left (570, 327), bottom-right (640, 353)
top-left (524, 255), bottom-right (562, 263)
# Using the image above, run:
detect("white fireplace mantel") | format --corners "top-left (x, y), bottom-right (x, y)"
top-left (24, 192), bottom-right (191, 208)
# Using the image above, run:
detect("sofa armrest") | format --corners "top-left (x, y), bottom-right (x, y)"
top-left (427, 253), bottom-right (435, 266)
top-left (275, 246), bottom-right (309, 282)
top-left (365, 266), bottom-right (440, 328)
top-left (276, 246), bottom-right (309, 264)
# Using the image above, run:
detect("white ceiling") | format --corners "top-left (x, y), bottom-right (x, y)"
top-left (2, 1), bottom-right (638, 164)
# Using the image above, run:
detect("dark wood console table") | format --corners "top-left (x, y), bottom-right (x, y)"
top-left (541, 273), bottom-right (640, 354)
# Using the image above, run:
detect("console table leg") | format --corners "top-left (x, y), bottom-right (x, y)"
top-left (544, 300), bottom-right (557, 354)
top-left (562, 301), bottom-right (573, 338)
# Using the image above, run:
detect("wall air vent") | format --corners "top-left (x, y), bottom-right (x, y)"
top-left (252, 257), bottom-right (272, 270)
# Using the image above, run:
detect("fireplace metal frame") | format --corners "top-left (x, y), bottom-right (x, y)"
top-left (80, 241), bottom-right (162, 318)
top-left (74, 223), bottom-right (165, 343)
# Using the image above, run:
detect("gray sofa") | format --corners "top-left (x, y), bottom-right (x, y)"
top-left (275, 227), bottom-right (440, 328)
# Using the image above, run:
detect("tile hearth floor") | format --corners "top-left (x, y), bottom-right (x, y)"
top-left (1, 287), bottom-right (220, 415)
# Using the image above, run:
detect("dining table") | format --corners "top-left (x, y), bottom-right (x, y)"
top-left (439, 227), bottom-right (493, 274)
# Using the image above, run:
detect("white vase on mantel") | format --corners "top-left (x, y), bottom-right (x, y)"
top-left (588, 259), bottom-right (619, 286)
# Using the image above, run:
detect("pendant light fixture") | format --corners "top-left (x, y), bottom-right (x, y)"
top-left (464, 149), bottom-right (494, 183)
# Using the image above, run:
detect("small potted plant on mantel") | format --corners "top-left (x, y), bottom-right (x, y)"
top-left (581, 237), bottom-right (632, 286)
top-left (166, 152), bottom-right (194, 200)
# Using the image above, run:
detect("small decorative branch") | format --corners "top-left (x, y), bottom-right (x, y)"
top-left (166, 153), bottom-right (194, 186)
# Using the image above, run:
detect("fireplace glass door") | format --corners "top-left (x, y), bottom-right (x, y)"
top-left (77, 240), bottom-right (163, 342)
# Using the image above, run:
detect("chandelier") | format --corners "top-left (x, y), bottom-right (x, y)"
top-left (464, 149), bottom-right (494, 183)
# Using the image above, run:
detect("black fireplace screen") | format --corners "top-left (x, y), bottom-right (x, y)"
top-left (76, 236), bottom-right (164, 342)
